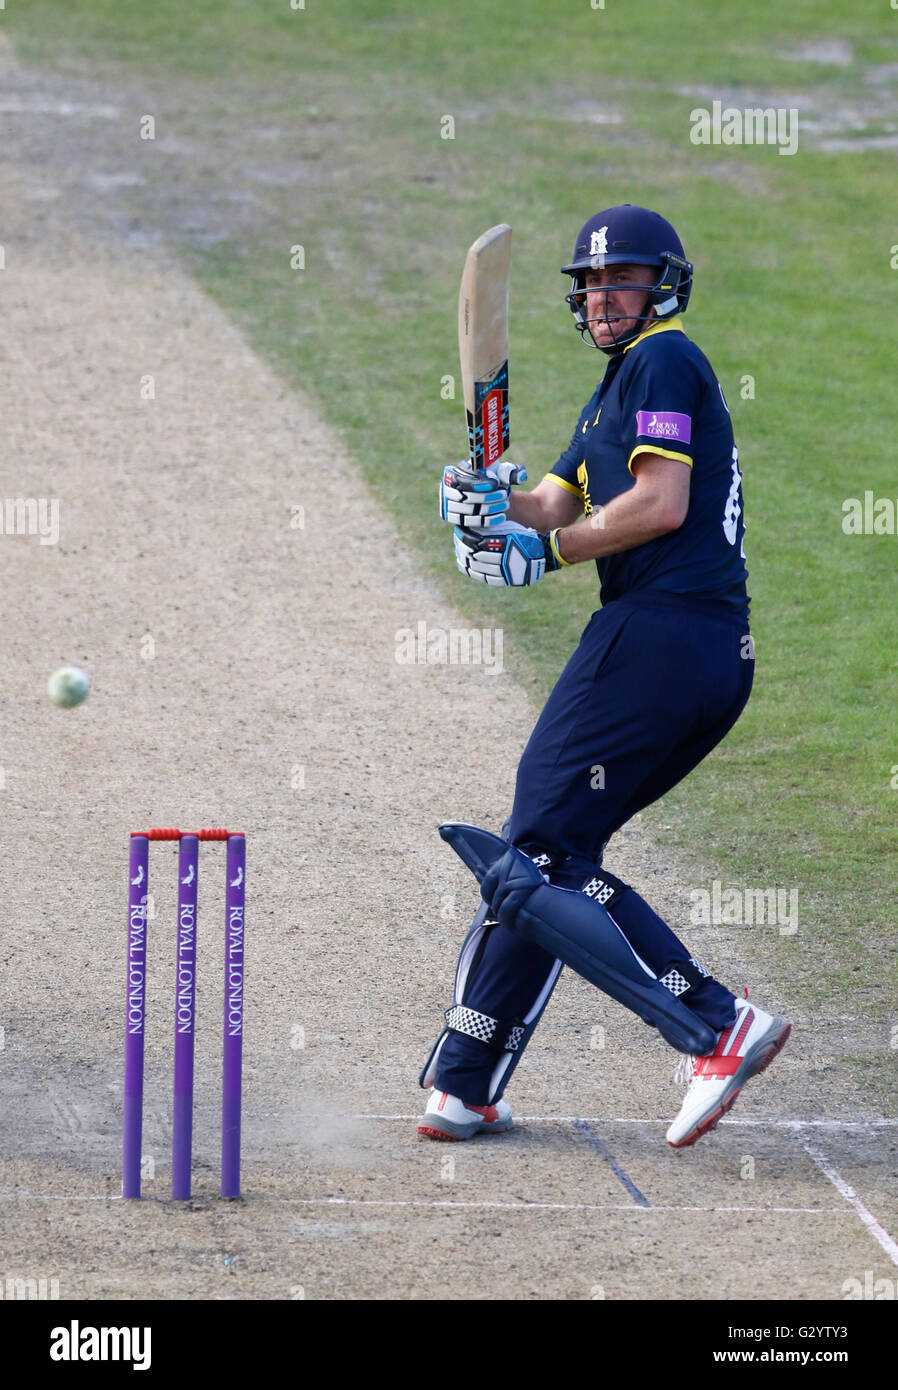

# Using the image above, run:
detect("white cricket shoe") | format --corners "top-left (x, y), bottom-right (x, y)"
top-left (666, 997), bottom-right (791, 1149)
top-left (417, 1089), bottom-right (513, 1141)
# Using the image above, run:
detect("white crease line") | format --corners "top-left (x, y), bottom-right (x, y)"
top-left (275, 1198), bottom-right (845, 1214)
top-left (0, 1193), bottom-right (846, 1213)
top-left (718, 1118), bottom-right (898, 1129)
top-left (799, 1137), bottom-right (898, 1268)
top-left (0, 1194), bottom-right (118, 1201)
top-left (311, 1114), bottom-right (898, 1129)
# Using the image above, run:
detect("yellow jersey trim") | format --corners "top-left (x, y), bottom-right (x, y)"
top-left (622, 319), bottom-right (686, 354)
top-left (627, 443), bottom-right (693, 476)
top-left (544, 473), bottom-right (584, 499)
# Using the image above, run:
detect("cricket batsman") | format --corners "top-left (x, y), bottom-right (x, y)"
top-left (420, 205), bottom-right (790, 1148)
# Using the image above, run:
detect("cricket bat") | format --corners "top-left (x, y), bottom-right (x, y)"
top-left (458, 223), bottom-right (511, 471)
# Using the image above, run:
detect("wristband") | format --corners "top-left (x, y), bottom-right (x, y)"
top-left (548, 528), bottom-right (571, 567)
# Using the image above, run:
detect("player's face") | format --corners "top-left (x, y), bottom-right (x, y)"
top-left (583, 263), bottom-right (656, 348)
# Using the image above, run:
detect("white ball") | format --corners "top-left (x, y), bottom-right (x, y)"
top-left (47, 666), bottom-right (91, 708)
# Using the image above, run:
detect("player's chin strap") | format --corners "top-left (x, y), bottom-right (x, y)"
top-left (569, 272), bottom-right (681, 355)
top-left (589, 290), bottom-right (656, 355)
top-left (439, 823), bottom-right (718, 1056)
top-left (567, 289), bottom-right (652, 355)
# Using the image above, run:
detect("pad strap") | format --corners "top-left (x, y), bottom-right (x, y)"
top-left (515, 845), bottom-right (564, 874)
top-left (444, 1004), bottom-right (526, 1056)
top-left (658, 957), bottom-right (710, 997)
top-left (580, 868), bottom-right (628, 907)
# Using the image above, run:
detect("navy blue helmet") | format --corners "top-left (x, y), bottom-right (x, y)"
top-left (561, 205), bottom-right (693, 355)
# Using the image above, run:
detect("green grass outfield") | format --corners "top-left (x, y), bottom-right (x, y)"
top-left (9, 2), bottom-right (897, 1036)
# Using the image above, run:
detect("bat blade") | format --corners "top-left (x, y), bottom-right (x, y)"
top-left (458, 223), bottom-right (511, 471)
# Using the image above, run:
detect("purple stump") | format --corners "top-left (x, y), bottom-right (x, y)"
top-left (123, 835), bottom-right (150, 1198)
top-left (221, 833), bottom-right (245, 1198)
top-left (172, 834), bottom-right (199, 1199)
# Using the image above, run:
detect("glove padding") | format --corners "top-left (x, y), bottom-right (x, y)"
top-left (454, 519), bottom-right (562, 587)
top-left (439, 460), bottom-right (527, 529)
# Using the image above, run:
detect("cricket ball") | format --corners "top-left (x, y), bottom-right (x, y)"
top-left (47, 665), bottom-right (91, 708)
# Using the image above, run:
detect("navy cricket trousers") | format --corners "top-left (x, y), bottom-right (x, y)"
top-left (434, 590), bottom-right (754, 1105)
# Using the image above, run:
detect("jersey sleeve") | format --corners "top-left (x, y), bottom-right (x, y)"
top-left (621, 337), bottom-right (704, 474)
top-left (543, 399), bottom-right (595, 503)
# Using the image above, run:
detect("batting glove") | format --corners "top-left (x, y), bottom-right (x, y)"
top-left (439, 460), bottom-right (527, 528)
top-left (453, 519), bottom-right (569, 586)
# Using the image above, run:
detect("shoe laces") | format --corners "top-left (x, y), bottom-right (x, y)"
top-left (674, 1054), bottom-right (697, 1087)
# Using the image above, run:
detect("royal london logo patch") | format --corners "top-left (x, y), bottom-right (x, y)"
top-left (636, 410), bottom-right (692, 444)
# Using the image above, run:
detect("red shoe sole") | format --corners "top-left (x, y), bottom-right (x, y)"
top-left (668, 1021), bottom-right (792, 1150)
top-left (668, 1088), bottom-right (741, 1149)
top-left (416, 1122), bottom-right (513, 1141)
top-left (417, 1125), bottom-right (464, 1142)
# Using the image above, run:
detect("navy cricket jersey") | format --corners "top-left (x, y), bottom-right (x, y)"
top-left (546, 321), bottom-right (749, 620)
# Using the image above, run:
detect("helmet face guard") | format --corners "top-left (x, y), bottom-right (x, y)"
top-left (561, 207), bottom-right (693, 355)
